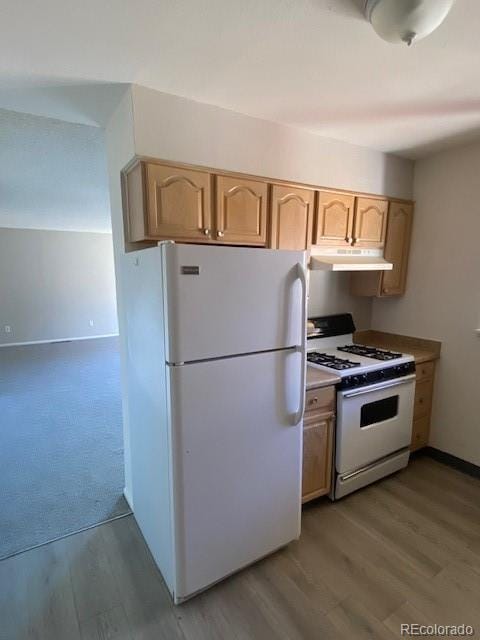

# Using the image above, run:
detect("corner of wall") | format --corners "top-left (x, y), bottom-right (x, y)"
top-left (105, 83), bottom-right (137, 505)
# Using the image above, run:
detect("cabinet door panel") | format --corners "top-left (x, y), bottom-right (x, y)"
top-left (314, 192), bottom-right (355, 246)
top-left (215, 176), bottom-right (267, 246)
top-left (414, 380), bottom-right (434, 420)
top-left (302, 414), bottom-right (333, 502)
top-left (415, 361), bottom-right (435, 383)
top-left (411, 416), bottom-right (430, 451)
top-left (380, 202), bottom-right (413, 296)
top-left (270, 185), bottom-right (314, 250)
top-left (353, 197), bottom-right (388, 248)
top-left (146, 164), bottom-right (212, 240)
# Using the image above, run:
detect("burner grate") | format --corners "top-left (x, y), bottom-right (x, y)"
top-left (337, 345), bottom-right (402, 361)
top-left (307, 352), bottom-right (361, 370)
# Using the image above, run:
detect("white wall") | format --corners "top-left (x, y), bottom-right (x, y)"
top-left (372, 142), bottom-right (480, 466)
top-left (106, 84), bottom-right (415, 499)
top-left (308, 271), bottom-right (372, 330)
top-left (0, 228), bottom-right (118, 345)
top-left (0, 109), bottom-right (111, 233)
top-left (131, 86), bottom-right (413, 199)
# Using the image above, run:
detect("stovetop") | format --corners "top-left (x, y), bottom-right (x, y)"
top-left (306, 344), bottom-right (414, 377)
top-left (337, 344), bottom-right (403, 361)
top-left (307, 352), bottom-right (361, 371)
top-left (306, 315), bottom-right (416, 390)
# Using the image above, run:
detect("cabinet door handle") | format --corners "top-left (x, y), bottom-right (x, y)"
top-left (217, 230), bottom-right (225, 238)
top-left (203, 228), bottom-right (211, 236)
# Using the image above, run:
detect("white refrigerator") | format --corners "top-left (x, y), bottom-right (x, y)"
top-left (123, 242), bottom-right (307, 603)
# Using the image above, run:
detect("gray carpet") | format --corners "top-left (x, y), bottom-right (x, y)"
top-left (0, 337), bottom-right (130, 560)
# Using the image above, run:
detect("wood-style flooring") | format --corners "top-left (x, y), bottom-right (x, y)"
top-left (1, 456), bottom-right (479, 639)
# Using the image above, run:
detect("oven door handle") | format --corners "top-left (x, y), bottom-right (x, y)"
top-left (342, 374), bottom-right (416, 398)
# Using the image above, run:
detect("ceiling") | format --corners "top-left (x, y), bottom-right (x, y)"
top-left (0, 109), bottom-right (111, 232)
top-left (1, 0), bottom-right (480, 158)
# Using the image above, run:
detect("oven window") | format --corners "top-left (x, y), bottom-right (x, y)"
top-left (360, 395), bottom-right (399, 428)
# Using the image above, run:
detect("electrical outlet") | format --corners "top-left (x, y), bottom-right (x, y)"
top-left (89, 320), bottom-right (94, 327)
top-left (4, 325), bottom-right (11, 333)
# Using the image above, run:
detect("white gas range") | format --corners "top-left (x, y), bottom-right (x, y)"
top-left (307, 314), bottom-right (416, 500)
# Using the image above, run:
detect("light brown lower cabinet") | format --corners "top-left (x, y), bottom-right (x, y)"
top-left (410, 359), bottom-right (436, 452)
top-left (302, 384), bottom-right (335, 503)
top-left (411, 415), bottom-right (430, 451)
top-left (302, 413), bottom-right (334, 502)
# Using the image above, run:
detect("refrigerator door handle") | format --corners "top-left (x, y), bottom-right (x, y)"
top-left (292, 261), bottom-right (307, 425)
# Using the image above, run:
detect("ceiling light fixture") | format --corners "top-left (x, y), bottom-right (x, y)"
top-left (364, 0), bottom-right (455, 46)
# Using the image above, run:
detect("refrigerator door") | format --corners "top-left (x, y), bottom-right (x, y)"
top-left (167, 348), bottom-right (302, 602)
top-left (162, 243), bottom-right (305, 364)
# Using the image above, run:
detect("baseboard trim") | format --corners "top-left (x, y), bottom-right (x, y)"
top-left (424, 446), bottom-right (480, 479)
top-left (0, 333), bottom-right (119, 348)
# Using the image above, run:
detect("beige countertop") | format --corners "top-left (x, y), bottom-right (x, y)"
top-left (306, 366), bottom-right (340, 390)
top-left (353, 330), bottom-right (441, 365)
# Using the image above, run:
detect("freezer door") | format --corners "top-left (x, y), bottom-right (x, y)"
top-left (162, 243), bottom-right (305, 363)
top-left (167, 348), bottom-right (302, 602)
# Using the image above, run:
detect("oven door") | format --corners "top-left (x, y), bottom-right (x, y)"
top-left (336, 374), bottom-right (416, 474)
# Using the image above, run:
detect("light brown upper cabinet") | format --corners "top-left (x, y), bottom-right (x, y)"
top-left (269, 185), bottom-right (315, 251)
top-left (122, 158), bottom-right (415, 271)
top-left (352, 197), bottom-right (388, 248)
top-left (123, 161), bottom-right (268, 247)
top-left (350, 201), bottom-right (414, 297)
top-left (215, 176), bottom-right (268, 246)
top-left (145, 164), bottom-right (213, 241)
top-left (314, 191), bottom-right (355, 247)
top-left (381, 202), bottom-right (414, 295)
top-left (123, 162), bottom-right (213, 243)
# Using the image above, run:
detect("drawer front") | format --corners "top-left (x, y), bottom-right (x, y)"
top-left (411, 415), bottom-right (430, 451)
top-left (414, 380), bottom-right (433, 420)
top-left (415, 361), bottom-right (435, 383)
top-left (305, 386), bottom-right (335, 415)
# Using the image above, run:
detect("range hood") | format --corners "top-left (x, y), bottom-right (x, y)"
top-left (309, 247), bottom-right (393, 272)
